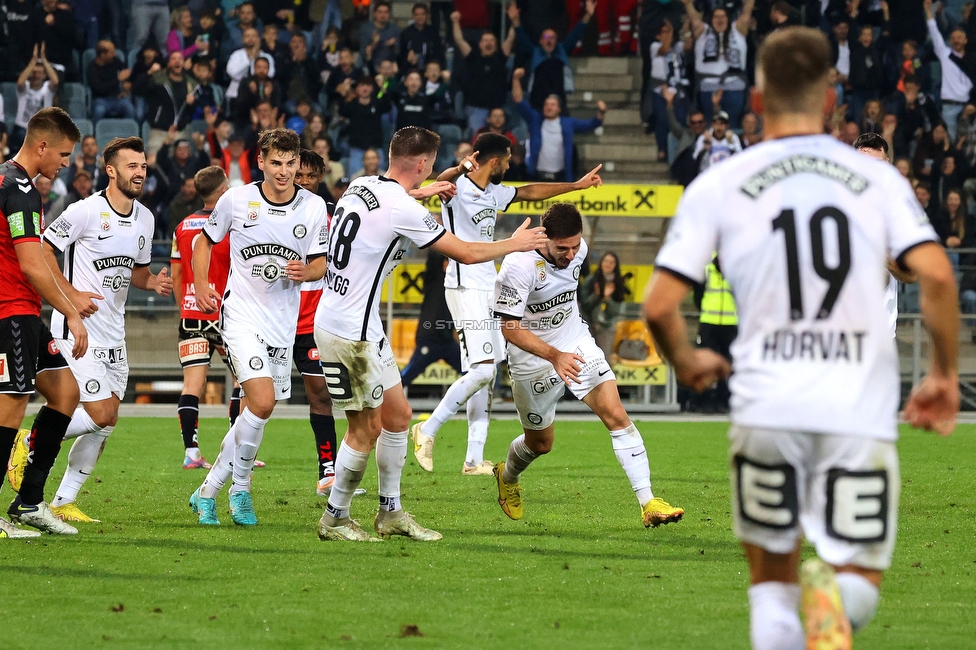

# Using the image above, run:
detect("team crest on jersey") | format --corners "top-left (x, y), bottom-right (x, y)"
top-left (247, 201), bottom-right (261, 221)
top-left (138, 235), bottom-right (146, 250)
top-left (102, 273), bottom-right (131, 293)
top-left (293, 224), bottom-right (307, 239)
top-left (249, 356), bottom-right (263, 370)
top-left (371, 385), bottom-right (383, 400)
top-left (573, 265), bottom-right (580, 280)
top-left (85, 379), bottom-right (100, 394)
top-left (252, 261), bottom-right (283, 282)
top-left (536, 260), bottom-right (547, 282)
top-left (526, 412), bottom-right (543, 425)
top-left (100, 212), bottom-right (111, 231)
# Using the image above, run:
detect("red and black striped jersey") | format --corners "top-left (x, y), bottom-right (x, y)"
top-left (0, 160), bottom-right (43, 319)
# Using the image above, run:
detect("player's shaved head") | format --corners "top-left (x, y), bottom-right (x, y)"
top-left (390, 126), bottom-right (440, 160)
top-left (757, 27), bottom-right (830, 116)
top-left (473, 133), bottom-right (512, 165)
top-left (257, 128), bottom-right (301, 160)
top-left (24, 107), bottom-right (81, 146)
top-left (540, 203), bottom-right (583, 240)
top-left (194, 166), bottom-right (228, 201)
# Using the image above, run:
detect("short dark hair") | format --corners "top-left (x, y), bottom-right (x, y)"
top-left (473, 133), bottom-right (512, 164)
top-left (194, 166), bottom-right (227, 200)
top-left (24, 107), bottom-right (81, 146)
top-left (853, 132), bottom-right (888, 154)
top-left (540, 203), bottom-right (583, 240)
top-left (257, 128), bottom-right (301, 159)
top-left (903, 74), bottom-right (919, 87)
top-left (299, 148), bottom-right (325, 175)
top-left (374, 1), bottom-right (391, 10)
top-left (389, 126), bottom-right (440, 160)
top-left (915, 180), bottom-right (931, 193)
top-left (412, 2), bottom-right (428, 12)
top-left (102, 136), bottom-right (144, 167)
top-left (758, 27), bottom-right (830, 115)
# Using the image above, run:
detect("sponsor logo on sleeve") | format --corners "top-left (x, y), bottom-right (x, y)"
top-left (496, 285), bottom-right (522, 309)
top-left (31, 211), bottom-right (40, 234)
top-left (422, 212), bottom-right (439, 231)
top-left (48, 218), bottom-right (71, 238)
top-left (7, 212), bottom-right (26, 238)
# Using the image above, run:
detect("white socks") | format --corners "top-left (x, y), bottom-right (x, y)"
top-left (230, 408), bottom-right (267, 494)
top-left (422, 363), bottom-right (495, 439)
top-left (836, 572), bottom-right (879, 632)
top-left (464, 385), bottom-right (490, 465)
top-left (502, 434), bottom-right (538, 484)
top-left (326, 443), bottom-right (370, 520)
top-left (200, 425), bottom-right (236, 498)
top-left (52, 428), bottom-right (112, 507)
top-left (63, 406), bottom-right (99, 440)
top-left (747, 582), bottom-right (804, 650)
top-left (609, 423), bottom-right (654, 506)
top-left (376, 428), bottom-right (407, 512)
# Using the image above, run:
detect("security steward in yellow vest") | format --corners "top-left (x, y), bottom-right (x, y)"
top-left (692, 256), bottom-right (738, 413)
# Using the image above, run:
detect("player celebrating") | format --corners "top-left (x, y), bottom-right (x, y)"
top-left (315, 126), bottom-right (548, 542)
top-left (644, 27), bottom-right (959, 650)
top-left (171, 166), bottom-right (232, 469)
top-left (0, 107), bottom-right (86, 537)
top-left (412, 133), bottom-right (604, 476)
top-left (40, 136), bottom-right (172, 523)
top-left (188, 129), bottom-right (330, 526)
top-left (491, 203), bottom-right (684, 527)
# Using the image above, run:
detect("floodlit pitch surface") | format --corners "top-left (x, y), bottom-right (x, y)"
top-left (0, 418), bottom-right (972, 648)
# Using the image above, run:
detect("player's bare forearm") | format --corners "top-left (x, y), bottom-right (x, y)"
top-left (886, 257), bottom-right (917, 284)
top-left (433, 220), bottom-right (547, 264)
top-left (516, 182), bottom-right (578, 201)
top-left (171, 262), bottom-right (183, 305)
top-left (192, 236), bottom-right (214, 293)
top-left (501, 318), bottom-right (558, 362)
top-left (644, 270), bottom-right (694, 368)
top-left (906, 243), bottom-right (960, 377)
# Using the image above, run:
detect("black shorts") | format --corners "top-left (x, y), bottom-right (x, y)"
top-left (294, 333), bottom-right (322, 376)
top-left (0, 315), bottom-right (69, 394)
top-left (178, 319), bottom-right (228, 369)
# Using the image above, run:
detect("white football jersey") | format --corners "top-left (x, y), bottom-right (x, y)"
top-left (203, 182), bottom-right (329, 347)
top-left (443, 174), bottom-right (518, 290)
top-left (315, 176), bottom-right (446, 342)
top-left (44, 191), bottom-right (153, 347)
top-left (493, 238), bottom-right (590, 379)
top-left (656, 134), bottom-right (938, 440)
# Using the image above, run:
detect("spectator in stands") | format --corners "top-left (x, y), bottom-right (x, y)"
top-left (11, 47), bottom-right (59, 153)
top-left (859, 98), bottom-right (884, 136)
top-left (512, 67), bottom-right (606, 182)
top-left (158, 131), bottom-right (210, 199)
top-left (473, 107), bottom-right (517, 147)
top-left (505, 142), bottom-right (529, 181)
top-left (235, 56), bottom-right (282, 127)
top-left (318, 24), bottom-right (345, 70)
top-left (89, 40), bottom-right (136, 124)
top-left (581, 251), bottom-right (626, 360)
top-left (423, 60), bottom-right (454, 125)
top-left (838, 120), bottom-right (859, 145)
top-left (340, 77), bottom-right (392, 174)
top-left (925, 0), bottom-right (975, 141)
top-left (351, 147), bottom-right (381, 180)
top-left (913, 121), bottom-right (952, 188)
top-left (332, 175), bottom-right (351, 197)
top-left (323, 47), bottom-right (360, 110)
top-left (829, 19), bottom-right (851, 108)
top-left (932, 187), bottom-right (970, 267)
top-left (301, 113), bottom-right (327, 149)
top-left (510, 0), bottom-right (596, 112)
top-left (360, 1), bottom-right (401, 69)
top-left (219, 132), bottom-right (255, 186)
top-left (452, 9), bottom-right (516, 134)
top-left (67, 135), bottom-right (103, 188)
top-left (226, 1), bottom-right (260, 52)
top-left (891, 75), bottom-right (939, 153)
top-left (286, 99), bottom-right (314, 132)
top-left (226, 26), bottom-right (275, 108)
top-left (766, 1), bottom-right (798, 30)
top-left (915, 181), bottom-right (938, 225)
top-left (47, 169), bottom-right (94, 222)
top-left (847, 23), bottom-right (883, 125)
top-left (936, 156), bottom-right (963, 205)
top-left (247, 99), bottom-right (282, 140)
top-left (312, 135), bottom-right (344, 197)
top-left (894, 156), bottom-right (915, 185)
top-left (647, 17), bottom-right (691, 162)
top-left (280, 33), bottom-right (321, 113)
top-left (131, 0), bottom-right (171, 54)
top-left (6, 0), bottom-right (35, 75)
top-left (168, 5), bottom-right (208, 60)
top-left (663, 86), bottom-right (706, 186)
top-left (136, 51), bottom-right (198, 154)
top-left (34, 174), bottom-right (56, 215)
top-left (198, 10), bottom-right (226, 56)
top-left (28, 0), bottom-right (80, 81)
top-left (188, 55), bottom-right (224, 121)
top-left (399, 3), bottom-right (444, 74)
top-left (167, 176), bottom-right (204, 237)
top-left (129, 44), bottom-right (163, 123)
top-left (692, 110), bottom-right (742, 172)
top-left (894, 39), bottom-right (926, 94)
top-left (391, 70), bottom-right (434, 131)
top-left (202, 108), bottom-right (231, 159)
top-left (683, 0), bottom-right (752, 128)
top-left (740, 112), bottom-right (762, 148)
top-left (453, 141), bottom-right (474, 167)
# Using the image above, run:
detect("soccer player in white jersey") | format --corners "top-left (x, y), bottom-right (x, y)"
top-left (852, 133), bottom-right (918, 338)
top-left (42, 136), bottom-right (173, 523)
top-left (314, 126), bottom-right (548, 542)
top-left (188, 128), bottom-right (330, 526)
top-left (411, 133), bottom-right (604, 476)
top-left (644, 27), bottom-right (960, 650)
top-left (491, 203), bottom-right (684, 527)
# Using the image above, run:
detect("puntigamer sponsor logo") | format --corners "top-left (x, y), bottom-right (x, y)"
top-left (341, 184), bottom-right (380, 211)
top-left (93, 256), bottom-right (135, 271)
top-left (527, 291), bottom-right (575, 314)
top-left (240, 244), bottom-right (302, 261)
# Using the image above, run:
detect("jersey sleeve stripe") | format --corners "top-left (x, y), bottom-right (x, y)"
top-left (43, 235), bottom-right (65, 254)
top-left (134, 262), bottom-right (151, 268)
top-left (655, 264), bottom-right (704, 288)
top-left (203, 229), bottom-right (220, 245)
top-left (306, 252), bottom-right (328, 261)
top-left (894, 238), bottom-right (940, 272)
top-left (503, 187), bottom-right (519, 211)
top-left (11, 236), bottom-right (41, 244)
top-left (418, 229), bottom-right (446, 250)
top-left (495, 311), bottom-right (521, 320)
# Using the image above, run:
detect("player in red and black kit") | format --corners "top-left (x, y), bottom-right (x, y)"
top-left (0, 107), bottom-right (95, 536)
top-left (170, 166), bottom-right (234, 469)
top-left (294, 150), bottom-right (364, 497)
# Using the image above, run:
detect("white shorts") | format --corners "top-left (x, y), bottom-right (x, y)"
top-left (57, 339), bottom-right (128, 402)
top-left (445, 287), bottom-right (505, 372)
top-left (511, 335), bottom-right (614, 430)
top-left (729, 425), bottom-right (900, 571)
top-left (314, 326), bottom-right (400, 411)
top-left (223, 328), bottom-right (292, 401)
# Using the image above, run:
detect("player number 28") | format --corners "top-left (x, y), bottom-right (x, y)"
top-left (772, 206), bottom-right (851, 321)
top-left (330, 207), bottom-right (361, 271)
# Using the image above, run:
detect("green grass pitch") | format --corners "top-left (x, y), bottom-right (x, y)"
top-left (0, 417), bottom-right (973, 649)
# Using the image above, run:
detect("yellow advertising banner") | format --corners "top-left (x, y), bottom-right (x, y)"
top-left (415, 183), bottom-right (682, 218)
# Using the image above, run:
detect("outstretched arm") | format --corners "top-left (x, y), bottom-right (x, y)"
top-left (682, 0), bottom-right (705, 40)
top-left (514, 164), bottom-right (603, 201)
top-left (451, 11), bottom-right (472, 58)
top-left (735, 0), bottom-right (755, 36)
top-left (432, 217), bottom-right (547, 264)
